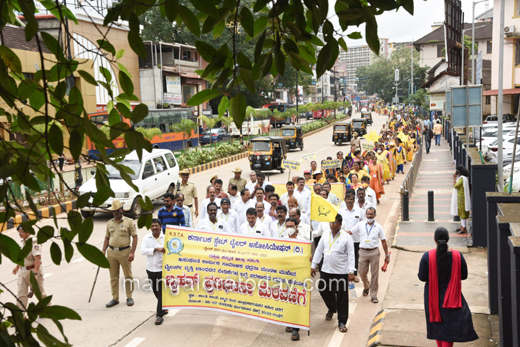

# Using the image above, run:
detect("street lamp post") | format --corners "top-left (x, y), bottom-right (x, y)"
top-left (472, 0), bottom-right (488, 84)
top-left (461, 25), bottom-right (484, 85)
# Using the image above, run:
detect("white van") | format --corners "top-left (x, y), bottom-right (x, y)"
top-left (79, 149), bottom-right (179, 217)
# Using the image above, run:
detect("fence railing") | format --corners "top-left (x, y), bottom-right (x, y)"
top-left (400, 141), bottom-right (423, 221)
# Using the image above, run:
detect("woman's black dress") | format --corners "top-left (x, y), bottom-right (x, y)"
top-left (417, 252), bottom-right (479, 342)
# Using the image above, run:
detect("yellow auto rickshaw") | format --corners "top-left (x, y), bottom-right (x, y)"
top-left (332, 120), bottom-right (352, 145)
top-left (249, 137), bottom-right (288, 173)
top-left (281, 125), bottom-right (303, 151)
top-left (351, 118), bottom-right (367, 136)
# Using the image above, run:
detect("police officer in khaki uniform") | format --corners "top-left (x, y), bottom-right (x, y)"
top-left (102, 199), bottom-right (138, 308)
top-left (177, 168), bottom-right (199, 217)
top-left (228, 167), bottom-right (247, 192)
top-left (12, 225), bottom-right (48, 310)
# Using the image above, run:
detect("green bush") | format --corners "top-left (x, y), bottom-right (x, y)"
top-left (302, 120), bottom-right (327, 134)
top-left (177, 142), bottom-right (246, 169)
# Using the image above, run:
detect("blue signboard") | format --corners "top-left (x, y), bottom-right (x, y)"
top-left (451, 85), bottom-right (483, 127)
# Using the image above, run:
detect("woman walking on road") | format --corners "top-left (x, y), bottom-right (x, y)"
top-left (418, 228), bottom-right (478, 347)
top-left (450, 166), bottom-right (471, 234)
top-left (368, 156), bottom-right (384, 203)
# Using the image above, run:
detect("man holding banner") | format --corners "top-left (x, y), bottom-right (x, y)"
top-left (311, 213), bottom-right (355, 333)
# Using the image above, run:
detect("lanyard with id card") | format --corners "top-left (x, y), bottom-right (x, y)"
top-left (326, 231), bottom-right (341, 256)
top-left (365, 223), bottom-right (374, 243)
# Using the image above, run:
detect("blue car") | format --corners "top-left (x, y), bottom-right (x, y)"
top-left (199, 128), bottom-right (231, 144)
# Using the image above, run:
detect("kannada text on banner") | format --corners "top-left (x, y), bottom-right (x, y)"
top-left (321, 159), bottom-right (341, 169)
top-left (162, 227), bottom-right (312, 329)
top-left (282, 159), bottom-right (301, 171)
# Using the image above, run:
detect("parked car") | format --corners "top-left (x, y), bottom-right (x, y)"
top-left (483, 114), bottom-right (516, 126)
top-left (486, 136), bottom-right (520, 161)
top-left (199, 128), bottom-right (231, 144)
top-left (79, 149), bottom-right (179, 218)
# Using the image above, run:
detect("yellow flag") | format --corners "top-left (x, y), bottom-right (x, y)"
top-left (310, 193), bottom-right (339, 222)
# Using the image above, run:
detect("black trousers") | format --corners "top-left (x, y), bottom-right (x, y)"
top-left (317, 271), bottom-right (350, 325)
top-left (354, 242), bottom-right (360, 276)
top-left (147, 270), bottom-right (166, 317)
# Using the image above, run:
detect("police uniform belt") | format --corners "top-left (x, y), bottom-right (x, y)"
top-left (23, 265), bottom-right (35, 271)
top-left (186, 204), bottom-right (193, 208)
top-left (109, 245), bottom-right (130, 251)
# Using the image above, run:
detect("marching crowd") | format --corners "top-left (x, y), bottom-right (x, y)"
top-left (17, 109), bottom-right (473, 344)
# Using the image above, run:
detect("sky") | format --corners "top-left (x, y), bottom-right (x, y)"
top-left (329, 0), bottom-right (492, 47)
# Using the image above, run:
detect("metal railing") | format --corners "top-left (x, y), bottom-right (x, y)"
top-left (400, 141), bottom-right (424, 221)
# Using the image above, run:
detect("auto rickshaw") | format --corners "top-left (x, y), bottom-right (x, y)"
top-left (281, 125), bottom-right (303, 151)
top-left (249, 137), bottom-right (288, 173)
top-left (351, 118), bottom-right (367, 136)
top-left (332, 120), bottom-right (351, 145)
top-left (361, 111), bottom-right (373, 125)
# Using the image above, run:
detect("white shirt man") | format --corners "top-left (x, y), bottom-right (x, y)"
top-left (255, 201), bottom-right (273, 231)
top-left (218, 205), bottom-right (239, 234)
top-left (197, 217), bottom-right (231, 233)
top-left (140, 228), bottom-right (165, 273)
top-left (359, 185), bottom-right (377, 207)
top-left (270, 219), bottom-right (287, 238)
top-left (233, 190), bottom-right (256, 227)
top-left (348, 209), bottom-right (389, 301)
top-left (338, 205), bottom-right (365, 237)
top-left (312, 227), bottom-right (355, 274)
top-left (350, 219), bottom-right (386, 249)
top-left (294, 179), bottom-right (311, 212)
top-left (240, 210), bottom-right (270, 237)
top-left (200, 193), bottom-right (221, 221)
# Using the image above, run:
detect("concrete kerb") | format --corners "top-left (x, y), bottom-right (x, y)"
top-left (366, 309), bottom-right (387, 347)
top-left (188, 117), bottom-right (348, 175)
top-left (3, 199), bottom-right (77, 232)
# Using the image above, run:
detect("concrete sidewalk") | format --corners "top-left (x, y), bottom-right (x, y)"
top-left (374, 138), bottom-right (500, 346)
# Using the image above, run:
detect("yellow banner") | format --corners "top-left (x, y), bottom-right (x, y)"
top-left (301, 153), bottom-right (316, 161)
top-left (321, 159), bottom-right (341, 169)
top-left (361, 143), bottom-right (374, 151)
top-left (272, 182), bottom-right (345, 204)
top-left (162, 227), bottom-right (312, 329)
top-left (282, 159), bottom-right (301, 171)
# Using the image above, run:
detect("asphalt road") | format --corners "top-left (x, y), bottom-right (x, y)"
top-left (1, 109), bottom-right (409, 347)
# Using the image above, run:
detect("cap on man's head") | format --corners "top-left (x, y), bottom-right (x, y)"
top-left (221, 198), bottom-right (231, 204)
top-left (180, 168), bottom-right (190, 175)
top-left (304, 170), bottom-right (311, 175)
top-left (16, 225), bottom-right (24, 231)
top-left (231, 167), bottom-right (242, 173)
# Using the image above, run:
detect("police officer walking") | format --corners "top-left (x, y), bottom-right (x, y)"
top-left (12, 225), bottom-right (49, 310)
top-left (102, 199), bottom-right (138, 308)
top-left (177, 169), bottom-right (199, 218)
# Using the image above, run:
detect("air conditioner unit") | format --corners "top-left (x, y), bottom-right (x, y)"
top-left (504, 25), bottom-right (515, 35)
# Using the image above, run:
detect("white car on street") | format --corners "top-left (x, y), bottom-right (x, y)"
top-left (79, 149), bottom-right (179, 218)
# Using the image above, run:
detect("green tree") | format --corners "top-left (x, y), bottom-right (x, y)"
top-left (170, 119), bottom-right (197, 150)
top-left (357, 46), bottom-right (429, 103)
top-left (0, 0), bottom-right (416, 343)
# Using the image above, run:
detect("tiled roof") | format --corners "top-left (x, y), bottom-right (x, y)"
top-left (0, 25), bottom-right (52, 54)
top-left (415, 22), bottom-right (493, 45)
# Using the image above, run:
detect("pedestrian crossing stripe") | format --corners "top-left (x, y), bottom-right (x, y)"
top-left (366, 309), bottom-right (386, 347)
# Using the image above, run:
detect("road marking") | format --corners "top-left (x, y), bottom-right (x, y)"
top-left (72, 257), bottom-right (85, 263)
top-left (327, 319), bottom-right (350, 347)
top-left (123, 338), bottom-right (146, 347)
top-left (43, 273), bottom-right (53, 278)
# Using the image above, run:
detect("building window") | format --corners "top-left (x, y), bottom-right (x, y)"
top-left (182, 50), bottom-right (192, 61)
top-left (437, 45), bottom-right (444, 58)
top-left (516, 40), bottom-right (520, 66)
top-left (485, 96), bottom-right (491, 105)
top-left (487, 41), bottom-right (492, 54)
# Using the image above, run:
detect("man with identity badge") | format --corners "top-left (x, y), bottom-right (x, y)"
top-left (348, 207), bottom-right (389, 304)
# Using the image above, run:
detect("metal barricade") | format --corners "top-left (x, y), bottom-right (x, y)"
top-left (400, 141), bottom-right (424, 221)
